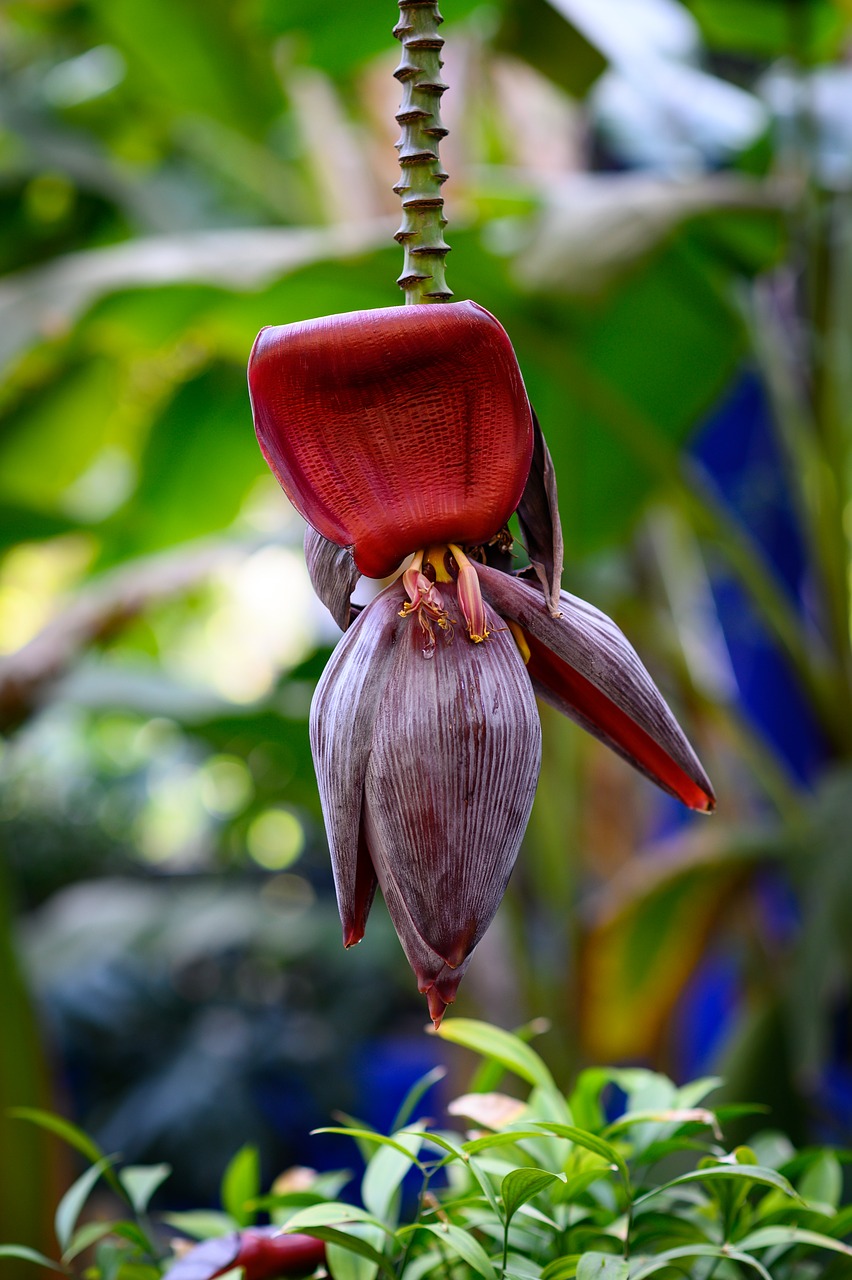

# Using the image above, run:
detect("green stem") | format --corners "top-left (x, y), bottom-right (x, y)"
top-left (393, 1), bottom-right (452, 303)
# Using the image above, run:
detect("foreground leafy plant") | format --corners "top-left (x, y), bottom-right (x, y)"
top-left (6, 1019), bottom-right (852, 1280)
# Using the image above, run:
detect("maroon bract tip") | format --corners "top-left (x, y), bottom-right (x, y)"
top-left (164, 1229), bottom-right (326, 1280)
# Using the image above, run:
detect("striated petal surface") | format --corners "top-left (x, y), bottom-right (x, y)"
top-left (475, 565), bottom-right (715, 811)
top-left (517, 409), bottom-right (564, 616)
top-left (310, 591), bottom-right (405, 944)
top-left (362, 582), bottom-right (541, 1005)
top-left (304, 525), bottom-right (361, 631)
top-left (248, 301), bottom-right (533, 578)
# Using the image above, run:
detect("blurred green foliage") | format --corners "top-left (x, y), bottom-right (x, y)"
top-left (1, 0), bottom-right (852, 1269)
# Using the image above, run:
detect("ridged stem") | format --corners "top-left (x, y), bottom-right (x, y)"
top-left (393, 0), bottom-right (452, 303)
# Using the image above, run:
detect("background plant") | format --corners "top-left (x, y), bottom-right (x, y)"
top-left (5, 1019), bottom-right (852, 1279)
top-left (1, 0), bottom-right (852, 1267)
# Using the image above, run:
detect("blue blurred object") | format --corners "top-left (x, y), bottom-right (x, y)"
top-left (692, 370), bottom-right (830, 785)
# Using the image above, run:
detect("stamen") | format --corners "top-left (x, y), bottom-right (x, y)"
top-left (449, 543), bottom-right (490, 643)
top-left (400, 548), bottom-right (456, 655)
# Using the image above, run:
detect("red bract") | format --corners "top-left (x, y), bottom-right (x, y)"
top-left (248, 301), bottom-right (533, 579)
top-left (163, 1229), bottom-right (326, 1280)
top-left (248, 298), bottom-right (715, 1023)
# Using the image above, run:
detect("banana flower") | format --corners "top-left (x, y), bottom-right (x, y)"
top-left (248, 301), bottom-right (714, 1024)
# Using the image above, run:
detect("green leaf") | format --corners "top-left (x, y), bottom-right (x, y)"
top-left (735, 1225), bottom-right (852, 1257)
top-left (256, 0), bottom-right (481, 78)
top-left (118, 1165), bottom-right (171, 1216)
top-left (541, 1256), bottom-right (581, 1280)
top-left (575, 1254), bottom-right (627, 1280)
top-left (630, 1244), bottom-right (773, 1280)
top-left (675, 1077), bottom-right (723, 1109)
top-left (634, 1163), bottom-right (801, 1210)
top-left (0, 359), bottom-right (118, 511)
top-left (111, 364), bottom-right (265, 556)
top-left (434, 1020), bottom-right (560, 1096)
top-left (62, 1221), bottom-right (120, 1264)
top-left (362, 1125), bottom-right (424, 1226)
top-left (55, 1155), bottom-right (116, 1252)
top-left (462, 1129), bottom-right (559, 1156)
top-left (161, 1211), bottom-right (236, 1239)
top-left (0, 1246), bottom-right (65, 1272)
top-left (501, 1169), bottom-right (565, 1225)
top-left (416, 1132), bottom-right (501, 1217)
top-left (393, 1067), bottom-right (446, 1132)
top-left (8, 1109), bottom-right (106, 1173)
top-left (326, 1223), bottom-right (386, 1280)
top-left (604, 1109), bottom-right (718, 1139)
top-left (281, 1204), bottom-right (389, 1235)
top-left (284, 1226), bottom-right (393, 1277)
top-left (400, 1251), bottom-right (446, 1280)
top-left (313, 1128), bottom-right (426, 1168)
top-left (220, 1145), bottom-right (260, 1229)
top-left (496, 0), bottom-right (605, 98)
top-left (406, 1223), bottom-right (497, 1280)
top-left (688, 0), bottom-right (845, 60)
top-left (89, 0), bottom-right (279, 134)
top-left (798, 1150), bottom-right (843, 1210)
top-left (532, 1124), bottom-right (630, 1189)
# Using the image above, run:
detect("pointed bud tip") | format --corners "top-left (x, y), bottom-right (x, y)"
top-left (425, 985), bottom-right (451, 1028)
top-left (343, 924), bottom-right (364, 948)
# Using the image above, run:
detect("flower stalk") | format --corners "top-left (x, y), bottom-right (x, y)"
top-left (393, 0), bottom-right (452, 303)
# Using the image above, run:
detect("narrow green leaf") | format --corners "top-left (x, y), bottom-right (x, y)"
top-left (675, 1077), bottom-right (723, 1108)
top-left (62, 1221), bottom-right (119, 1264)
top-left (532, 1124), bottom-right (630, 1189)
top-left (541, 1255), bottom-right (581, 1280)
top-left (501, 1169), bottom-right (565, 1225)
top-left (400, 1252), bottom-right (445, 1280)
top-left (414, 1131), bottom-right (467, 1162)
top-left (630, 1244), bottom-right (773, 1280)
top-left (736, 1225), bottom-right (852, 1257)
top-left (55, 1155), bottom-right (116, 1252)
top-left (362, 1125), bottom-right (424, 1225)
top-left (434, 1020), bottom-right (560, 1096)
top-left (604, 1109), bottom-right (718, 1139)
top-left (462, 1153), bottom-right (503, 1217)
top-left (281, 1204), bottom-right (390, 1235)
top-left (9, 1109), bottom-right (119, 1193)
top-left (0, 1245), bottom-right (65, 1272)
top-left (634, 1164), bottom-right (800, 1210)
top-left (313, 1129), bottom-right (425, 1168)
top-left (161, 1210), bottom-right (236, 1239)
top-left (110, 1221), bottom-right (156, 1254)
top-left (283, 1226), bottom-right (393, 1276)
top-left (468, 1019), bottom-right (553, 1095)
top-left (561, 1167), bottom-right (616, 1202)
top-left (408, 1223), bottom-right (497, 1280)
top-left (575, 1253), bottom-right (628, 1280)
top-left (504, 1263), bottom-right (544, 1280)
top-left (463, 1130), bottom-right (554, 1156)
top-left (326, 1223), bottom-right (386, 1280)
top-left (798, 1151), bottom-right (843, 1209)
top-left (220, 1145), bottom-right (260, 1228)
top-left (118, 1165), bottom-right (171, 1216)
top-left (393, 1067), bottom-right (447, 1132)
